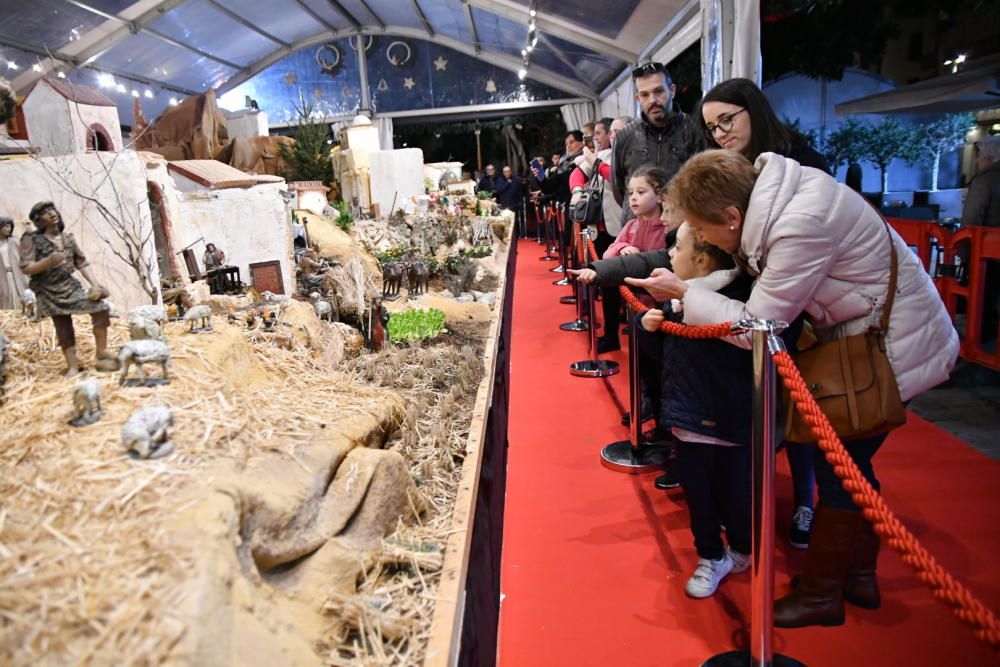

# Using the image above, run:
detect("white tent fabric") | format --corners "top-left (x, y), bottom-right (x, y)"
top-left (731, 0), bottom-right (762, 85)
top-left (561, 102), bottom-right (595, 134)
top-left (701, 0), bottom-right (761, 90)
top-left (375, 116), bottom-right (394, 151)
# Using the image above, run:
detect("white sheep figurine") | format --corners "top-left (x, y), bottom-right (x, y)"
top-left (129, 315), bottom-right (165, 342)
top-left (129, 305), bottom-right (168, 327)
top-left (263, 291), bottom-right (289, 303)
top-left (119, 339), bottom-right (171, 386)
top-left (183, 304), bottom-right (213, 332)
top-left (310, 292), bottom-right (334, 322)
top-left (122, 405), bottom-right (175, 459)
top-left (21, 288), bottom-right (37, 321)
top-left (70, 379), bottom-right (103, 427)
top-left (0, 332), bottom-right (9, 403)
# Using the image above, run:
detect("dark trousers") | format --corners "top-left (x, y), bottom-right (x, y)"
top-left (813, 432), bottom-right (888, 510)
top-left (675, 440), bottom-right (752, 560)
top-left (785, 443), bottom-right (816, 509)
top-left (593, 230), bottom-right (621, 343)
top-left (634, 325), bottom-right (663, 425)
top-left (52, 310), bottom-right (110, 349)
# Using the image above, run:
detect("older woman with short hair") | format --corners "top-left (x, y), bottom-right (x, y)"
top-left (626, 149), bottom-right (958, 628)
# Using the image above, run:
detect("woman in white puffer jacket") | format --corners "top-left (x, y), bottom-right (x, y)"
top-left (627, 150), bottom-right (958, 629)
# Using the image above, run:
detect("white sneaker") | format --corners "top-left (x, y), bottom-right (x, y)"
top-left (685, 553), bottom-right (735, 598)
top-left (728, 547), bottom-right (751, 573)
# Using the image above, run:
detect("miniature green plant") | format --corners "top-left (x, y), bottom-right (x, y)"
top-left (332, 200), bottom-right (354, 233)
top-left (387, 307), bottom-right (447, 343)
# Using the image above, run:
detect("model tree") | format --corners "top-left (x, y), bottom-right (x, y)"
top-left (908, 113), bottom-right (975, 191)
top-left (862, 117), bottom-right (920, 193)
top-left (823, 118), bottom-right (869, 179)
top-left (279, 97), bottom-right (333, 186)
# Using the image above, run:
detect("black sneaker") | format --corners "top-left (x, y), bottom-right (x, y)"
top-left (654, 469), bottom-right (680, 490)
top-left (789, 505), bottom-right (813, 549)
top-left (596, 337), bottom-right (621, 354)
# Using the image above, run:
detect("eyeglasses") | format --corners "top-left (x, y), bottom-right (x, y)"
top-left (705, 109), bottom-right (747, 136)
top-left (632, 62), bottom-right (665, 79)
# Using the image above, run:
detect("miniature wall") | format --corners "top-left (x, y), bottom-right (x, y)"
top-left (295, 189), bottom-right (328, 216)
top-left (145, 161), bottom-right (294, 295)
top-left (0, 150), bottom-right (159, 311)
top-left (21, 82), bottom-right (122, 157)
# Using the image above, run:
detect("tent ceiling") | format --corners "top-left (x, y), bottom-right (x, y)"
top-left (1, 0), bottom-right (684, 102)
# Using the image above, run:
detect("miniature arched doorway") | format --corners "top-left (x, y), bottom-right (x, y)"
top-left (86, 123), bottom-right (114, 151)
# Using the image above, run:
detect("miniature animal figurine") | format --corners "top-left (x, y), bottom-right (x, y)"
top-left (245, 311), bottom-right (257, 329)
top-left (262, 310), bottom-right (277, 330)
top-left (407, 260), bottom-right (430, 296)
top-left (0, 331), bottom-right (9, 403)
top-left (129, 315), bottom-right (165, 342)
top-left (130, 305), bottom-right (168, 327)
top-left (262, 291), bottom-right (289, 303)
top-left (122, 405), bottom-right (175, 459)
top-left (21, 288), bottom-right (37, 321)
top-left (183, 304), bottom-right (213, 332)
top-left (119, 339), bottom-right (171, 386)
top-left (382, 262), bottom-right (403, 299)
top-left (69, 379), bottom-right (103, 427)
top-left (310, 292), bottom-right (336, 322)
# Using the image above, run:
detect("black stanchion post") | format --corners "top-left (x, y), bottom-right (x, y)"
top-left (533, 203), bottom-right (543, 244)
top-left (559, 211), bottom-right (578, 304)
top-left (560, 221), bottom-right (589, 332)
top-left (552, 205), bottom-right (569, 279)
top-left (703, 320), bottom-right (804, 667)
top-left (599, 299), bottom-right (670, 472)
top-left (540, 204), bottom-right (558, 261)
top-left (570, 227), bottom-right (620, 377)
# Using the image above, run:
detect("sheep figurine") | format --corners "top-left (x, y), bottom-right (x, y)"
top-left (129, 315), bottom-right (165, 342)
top-left (129, 304), bottom-right (169, 327)
top-left (310, 292), bottom-right (335, 322)
top-left (69, 379), bottom-right (103, 427)
top-left (183, 304), bottom-right (213, 333)
top-left (119, 339), bottom-right (171, 386)
top-left (0, 331), bottom-right (9, 403)
top-left (122, 405), bottom-right (175, 459)
top-left (262, 291), bottom-right (289, 303)
top-left (21, 288), bottom-right (37, 321)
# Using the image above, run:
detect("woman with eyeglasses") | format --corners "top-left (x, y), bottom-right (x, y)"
top-left (698, 77), bottom-right (828, 553)
top-left (699, 77), bottom-right (829, 174)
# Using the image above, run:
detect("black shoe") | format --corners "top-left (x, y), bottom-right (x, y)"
top-left (620, 396), bottom-right (654, 426)
top-left (596, 337), bottom-right (621, 354)
top-left (654, 469), bottom-right (680, 490)
top-left (621, 325), bottom-right (631, 336)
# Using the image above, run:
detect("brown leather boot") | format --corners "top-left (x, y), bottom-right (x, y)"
top-left (774, 505), bottom-right (862, 628)
top-left (844, 519), bottom-right (881, 609)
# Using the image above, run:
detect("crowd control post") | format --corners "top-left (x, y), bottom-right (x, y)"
top-left (533, 203), bottom-right (543, 244)
top-left (560, 222), bottom-right (590, 332)
top-left (599, 300), bottom-right (670, 472)
top-left (540, 204), bottom-right (558, 261)
top-left (703, 320), bottom-right (805, 667)
top-left (558, 218), bottom-right (578, 304)
top-left (571, 227), bottom-right (620, 377)
top-left (553, 207), bottom-right (572, 284)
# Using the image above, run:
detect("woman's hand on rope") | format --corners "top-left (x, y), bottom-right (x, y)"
top-left (624, 267), bottom-right (687, 302)
top-left (641, 309), bottom-right (664, 333)
top-left (567, 268), bottom-right (597, 284)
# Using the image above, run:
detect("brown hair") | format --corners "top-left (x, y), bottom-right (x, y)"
top-left (667, 150), bottom-right (758, 225)
top-left (629, 164), bottom-right (670, 196)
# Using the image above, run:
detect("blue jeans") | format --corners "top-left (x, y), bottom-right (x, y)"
top-left (813, 433), bottom-right (889, 510)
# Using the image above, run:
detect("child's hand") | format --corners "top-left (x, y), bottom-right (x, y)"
top-left (641, 309), bottom-right (664, 332)
top-left (619, 245), bottom-right (640, 256)
top-left (567, 268), bottom-right (597, 284)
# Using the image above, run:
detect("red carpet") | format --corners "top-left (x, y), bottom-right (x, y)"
top-left (498, 239), bottom-right (1000, 667)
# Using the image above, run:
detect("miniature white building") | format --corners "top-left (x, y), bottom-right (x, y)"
top-left (21, 77), bottom-right (123, 157)
top-left (224, 108), bottom-right (269, 138)
top-left (286, 181), bottom-right (330, 216)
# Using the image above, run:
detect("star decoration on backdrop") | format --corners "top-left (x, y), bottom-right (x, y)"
top-left (485, 78), bottom-right (496, 93)
top-left (342, 83), bottom-right (353, 97)
top-left (283, 72), bottom-right (298, 85)
top-left (377, 78), bottom-right (389, 92)
top-left (313, 87), bottom-right (325, 100)
top-left (403, 77), bottom-right (415, 90)
top-left (433, 56), bottom-right (448, 71)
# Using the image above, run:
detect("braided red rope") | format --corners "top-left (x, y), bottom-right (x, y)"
top-left (772, 350), bottom-right (1000, 651)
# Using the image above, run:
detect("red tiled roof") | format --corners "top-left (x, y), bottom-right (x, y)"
top-left (36, 77), bottom-right (117, 108)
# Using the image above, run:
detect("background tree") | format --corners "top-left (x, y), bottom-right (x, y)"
top-left (279, 97), bottom-right (333, 186)
top-left (908, 113), bottom-right (975, 191)
top-left (861, 117), bottom-right (920, 193)
top-left (822, 118), bottom-right (869, 176)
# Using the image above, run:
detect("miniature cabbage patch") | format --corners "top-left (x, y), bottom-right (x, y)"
top-left (387, 307), bottom-right (447, 343)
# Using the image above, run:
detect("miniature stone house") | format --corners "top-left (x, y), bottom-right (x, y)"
top-left (21, 77), bottom-right (123, 157)
top-left (286, 181), bottom-right (330, 216)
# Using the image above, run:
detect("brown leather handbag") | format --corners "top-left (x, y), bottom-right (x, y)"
top-left (784, 218), bottom-right (907, 444)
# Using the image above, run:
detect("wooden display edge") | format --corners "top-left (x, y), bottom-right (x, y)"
top-left (422, 241), bottom-right (511, 667)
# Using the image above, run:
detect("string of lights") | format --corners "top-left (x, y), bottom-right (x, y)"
top-left (518, 0), bottom-right (538, 81)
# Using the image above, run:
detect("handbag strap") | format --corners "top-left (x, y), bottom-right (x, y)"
top-left (864, 201), bottom-right (898, 333)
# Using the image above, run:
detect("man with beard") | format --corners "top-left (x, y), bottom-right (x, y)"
top-left (611, 62), bottom-right (702, 222)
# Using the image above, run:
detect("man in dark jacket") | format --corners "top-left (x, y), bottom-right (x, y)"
top-left (611, 62), bottom-right (703, 217)
top-left (477, 164), bottom-right (498, 194)
top-left (496, 165), bottom-right (524, 230)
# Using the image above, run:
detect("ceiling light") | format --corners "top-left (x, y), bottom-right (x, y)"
top-left (517, 68), bottom-right (527, 80)
top-left (6, 61), bottom-right (17, 70)
top-left (116, 83), bottom-right (126, 93)
top-left (956, 53), bottom-right (967, 63)
top-left (521, 48), bottom-right (527, 56)
top-left (169, 97), bottom-right (179, 106)
top-left (144, 89), bottom-right (153, 98)
top-left (526, 44), bottom-right (533, 52)
top-left (98, 73), bottom-right (115, 87)
top-left (57, 71), bottom-right (66, 78)
top-left (131, 89), bottom-right (139, 98)
top-left (530, 9), bottom-right (536, 17)
top-left (32, 63), bottom-right (42, 72)
top-left (531, 35), bottom-right (537, 47)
